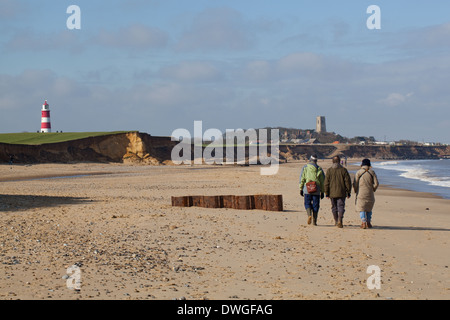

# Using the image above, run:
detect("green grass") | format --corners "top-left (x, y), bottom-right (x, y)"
top-left (0, 131), bottom-right (137, 145)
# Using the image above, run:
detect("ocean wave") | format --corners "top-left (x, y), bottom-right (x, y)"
top-left (373, 162), bottom-right (409, 172)
top-left (429, 180), bottom-right (450, 188)
top-left (376, 161), bottom-right (399, 166)
top-left (398, 167), bottom-right (450, 188)
top-left (372, 160), bottom-right (450, 198)
top-left (375, 161), bottom-right (450, 189)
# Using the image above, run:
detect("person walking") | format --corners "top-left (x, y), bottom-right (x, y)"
top-left (353, 159), bottom-right (379, 229)
top-left (299, 154), bottom-right (325, 225)
top-left (324, 155), bottom-right (352, 228)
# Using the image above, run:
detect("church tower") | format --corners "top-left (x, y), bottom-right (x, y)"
top-left (316, 116), bottom-right (326, 133)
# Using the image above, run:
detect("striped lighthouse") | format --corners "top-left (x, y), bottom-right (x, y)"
top-left (41, 100), bottom-right (51, 133)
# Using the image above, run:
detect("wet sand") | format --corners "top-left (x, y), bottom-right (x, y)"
top-left (0, 160), bottom-right (449, 300)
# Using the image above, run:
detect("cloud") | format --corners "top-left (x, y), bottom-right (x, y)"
top-left (407, 22), bottom-right (450, 49)
top-left (330, 20), bottom-right (351, 42)
top-left (382, 22), bottom-right (450, 59)
top-left (93, 24), bottom-right (168, 50)
top-left (0, 0), bottom-right (26, 19)
top-left (119, 0), bottom-right (160, 11)
top-left (238, 52), bottom-right (357, 84)
top-left (3, 23), bottom-right (168, 54)
top-left (0, 69), bottom-right (89, 110)
top-left (0, 68), bottom-right (233, 133)
top-left (277, 52), bottom-right (325, 74)
top-left (242, 60), bottom-right (272, 82)
top-left (280, 33), bottom-right (325, 48)
top-left (380, 92), bottom-right (414, 107)
top-left (2, 44), bottom-right (450, 142)
top-left (159, 61), bottom-right (223, 82)
top-left (176, 7), bottom-right (255, 52)
top-left (4, 29), bottom-right (84, 53)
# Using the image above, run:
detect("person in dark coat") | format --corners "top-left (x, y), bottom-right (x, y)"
top-left (324, 156), bottom-right (352, 228)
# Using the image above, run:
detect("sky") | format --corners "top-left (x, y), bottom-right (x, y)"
top-left (1, 0), bottom-right (450, 143)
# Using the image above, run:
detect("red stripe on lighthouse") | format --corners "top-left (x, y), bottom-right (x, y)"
top-left (41, 122), bottom-right (51, 129)
top-left (42, 111), bottom-right (50, 117)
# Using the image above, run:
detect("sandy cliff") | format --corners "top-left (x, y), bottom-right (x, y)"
top-left (0, 132), bottom-right (448, 164)
top-left (0, 132), bottom-right (177, 165)
top-left (280, 144), bottom-right (450, 161)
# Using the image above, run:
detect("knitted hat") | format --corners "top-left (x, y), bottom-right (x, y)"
top-left (361, 158), bottom-right (371, 167)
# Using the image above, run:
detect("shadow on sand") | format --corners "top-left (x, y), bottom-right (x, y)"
top-left (370, 225), bottom-right (450, 232)
top-left (321, 223), bottom-right (450, 232)
top-left (0, 194), bottom-right (93, 212)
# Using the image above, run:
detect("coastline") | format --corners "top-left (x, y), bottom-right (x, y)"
top-left (349, 159), bottom-right (450, 200)
top-left (0, 160), bottom-right (449, 300)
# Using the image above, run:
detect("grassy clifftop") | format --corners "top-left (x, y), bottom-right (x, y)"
top-left (0, 131), bottom-right (137, 145)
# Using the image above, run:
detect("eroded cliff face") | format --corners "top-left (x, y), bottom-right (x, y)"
top-left (122, 133), bottom-right (177, 165)
top-left (279, 144), bottom-right (450, 161)
top-left (0, 132), bottom-right (448, 165)
top-left (0, 132), bottom-right (177, 165)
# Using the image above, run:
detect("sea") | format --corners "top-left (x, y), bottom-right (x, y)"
top-left (365, 159), bottom-right (450, 199)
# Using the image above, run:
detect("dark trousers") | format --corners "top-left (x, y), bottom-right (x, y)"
top-left (330, 197), bottom-right (346, 221)
top-left (304, 194), bottom-right (320, 213)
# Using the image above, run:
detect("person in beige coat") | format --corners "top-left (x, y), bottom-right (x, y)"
top-left (353, 159), bottom-right (379, 229)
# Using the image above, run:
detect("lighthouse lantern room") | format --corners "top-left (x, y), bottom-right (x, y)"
top-left (41, 100), bottom-right (51, 133)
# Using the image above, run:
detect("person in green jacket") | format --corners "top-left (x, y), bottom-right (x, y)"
top-left (324, 155), bottom-right (352, 228)
top-left (299, 154), bottom-right (325, 225)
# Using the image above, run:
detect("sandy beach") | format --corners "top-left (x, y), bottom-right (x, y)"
top-left (0, 160), bottom-right (449, 300)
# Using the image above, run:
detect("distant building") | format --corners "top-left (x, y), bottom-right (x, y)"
top-left (306, 138), bottom-right (319, 144)
top-left (316, 116), bottom-right (326, 133)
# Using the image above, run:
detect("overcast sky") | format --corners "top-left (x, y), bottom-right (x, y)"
top-left (1, 0), bottom-right (449, 143)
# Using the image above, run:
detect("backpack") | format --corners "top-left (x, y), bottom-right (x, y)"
top-left (306, 181), bottom-right (318, 193)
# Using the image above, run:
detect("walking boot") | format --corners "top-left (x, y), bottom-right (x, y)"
top-left (361, 221), bottom-right (367, 229)
top-left (332, 213), bottom-right (338, 226)
top-left (337, 218), bottom-right (343, 228)
top-left (306, 208), bottom-right (312, 225)
top-left (313, 211), bottom-right (318, 226)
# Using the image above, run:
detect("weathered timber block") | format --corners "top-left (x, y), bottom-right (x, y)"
top-left (233, 195), bottom-right (255, 210)
top-left (266, 194), bottom-right (283, 211)
top-left (253, 194), bottom-right (268, 210)
top-left (221, 195), bottom-right (234, 208)
top-left (172, 194), bottom-right (283, 211)
top-left (252, 194), bottom-right (283, 211)
top-left (202, 195), bottom-right (222, 208)
top-left (191, 195), bottom-right (204, 207)
top-left (171, 196), bottom-right (192, 207)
